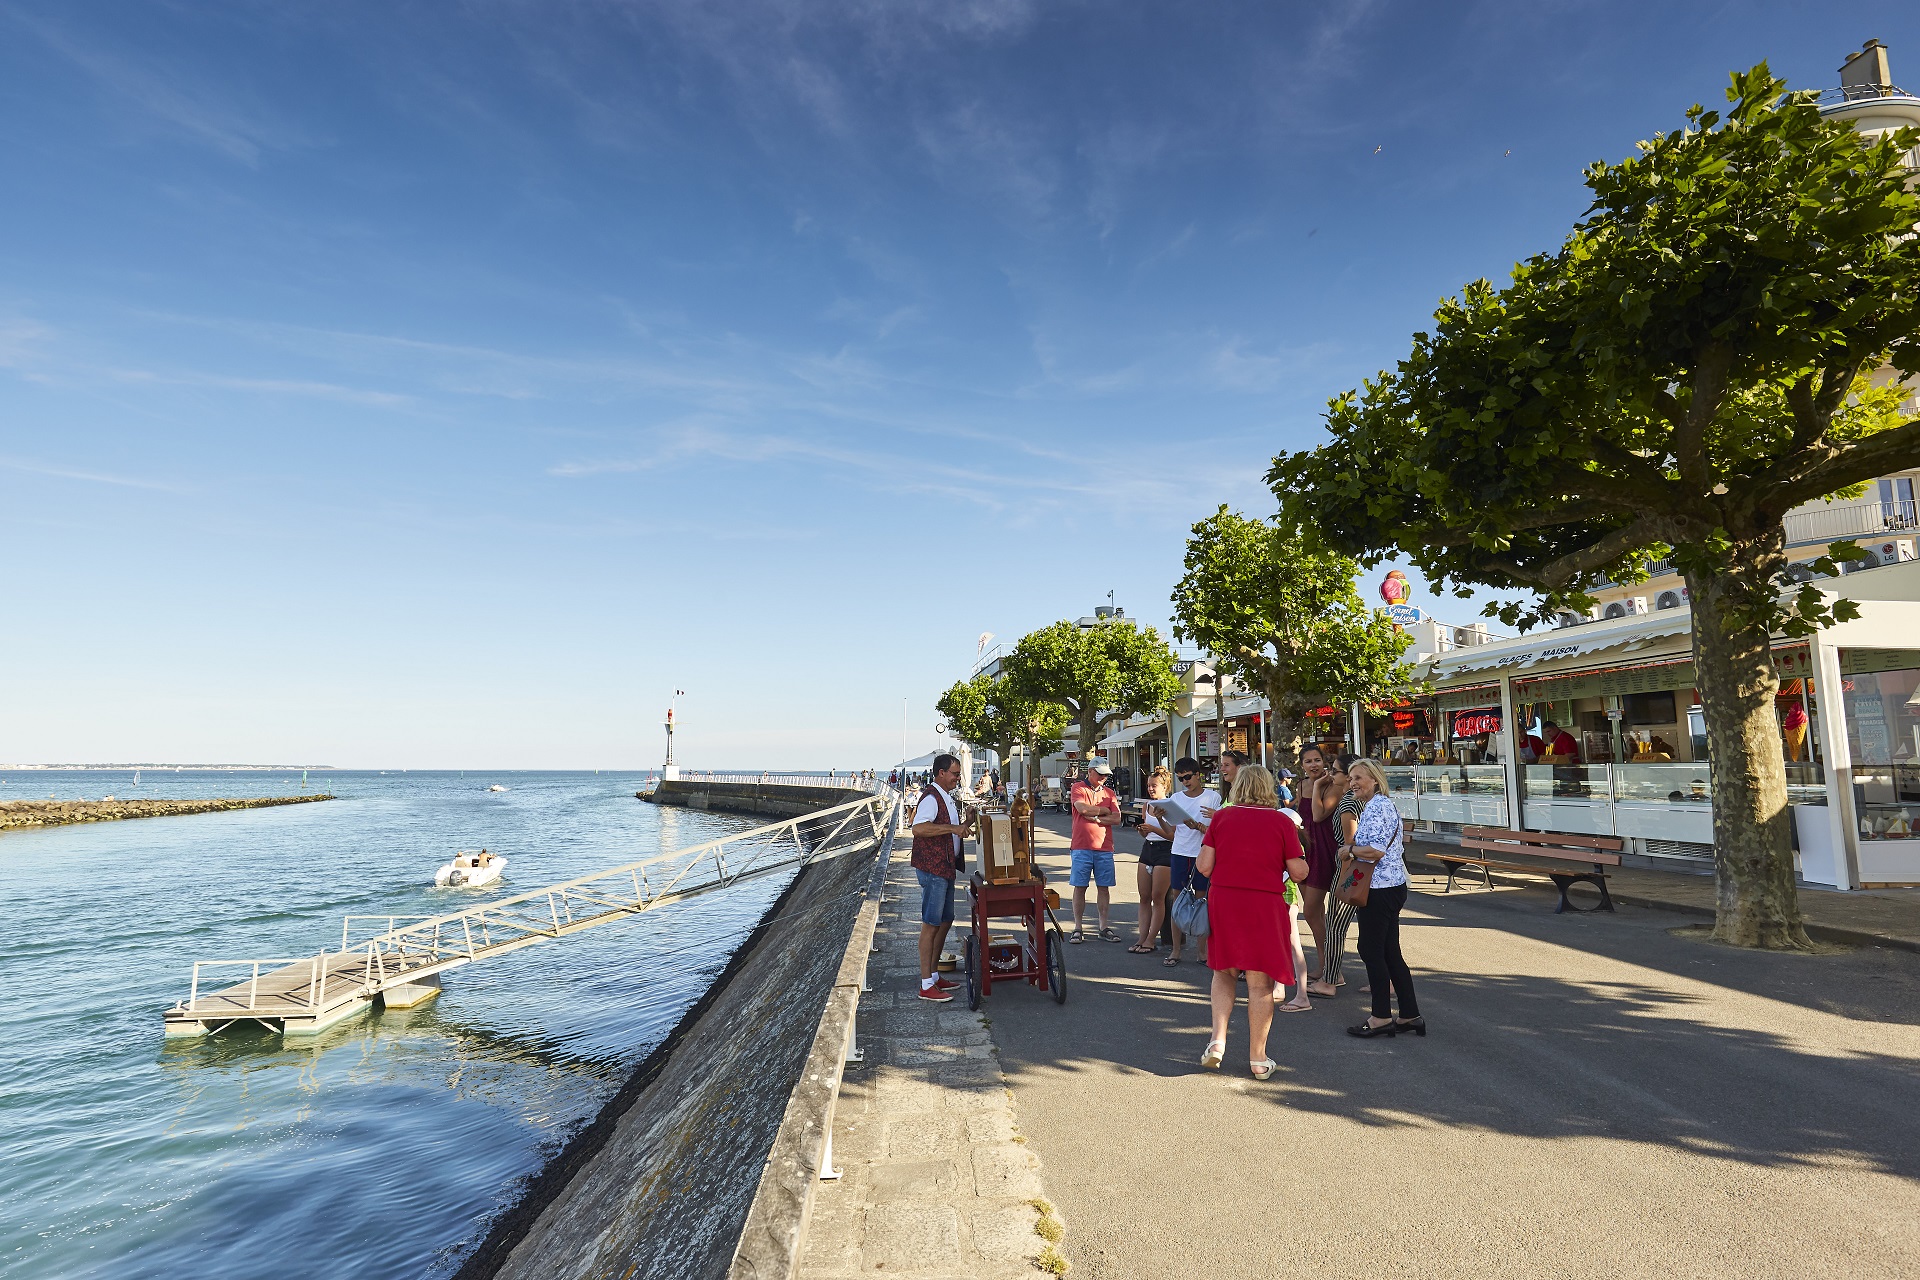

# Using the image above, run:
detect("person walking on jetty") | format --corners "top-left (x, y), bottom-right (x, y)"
top-left (1163, 756), bottom-right (1220, 966)
top-left (910, 753), bottom-right (974, 1003)
top-left (1344, 759), bottom-right (1424, 1038)
top-left (1068, 760), bottom-right (1123, 942)
top-left (1196, 765), bottom-right (1308, 1079)
top-left (1131, 768), bottom-right (1176, 954)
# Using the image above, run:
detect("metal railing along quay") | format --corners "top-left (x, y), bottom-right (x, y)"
top-left (164, 792), bottom-right (897, 1038)
top-left (655, 770), bottom-right (891, 792)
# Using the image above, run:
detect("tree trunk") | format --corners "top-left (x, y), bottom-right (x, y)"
top-left (1683, 533), bottom-right (1815, 951)
top-left (1265, 681), bottom-right (1304, 769)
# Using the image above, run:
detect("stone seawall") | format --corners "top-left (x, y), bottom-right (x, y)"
top-left (459, 798), bottom-right (891, 1280)
top-left (0, 795), bottom-right (335, 831)
top-left (641, 780), bottom-right (873, 820)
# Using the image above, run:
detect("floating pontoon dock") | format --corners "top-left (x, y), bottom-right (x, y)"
top-left (163, 793), bottom-right (893, 1037)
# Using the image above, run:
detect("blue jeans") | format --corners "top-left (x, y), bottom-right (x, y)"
top-left (1069, 848), bottom-right (1116, 888)
top-left (915, 868), bottom-right (955, 926)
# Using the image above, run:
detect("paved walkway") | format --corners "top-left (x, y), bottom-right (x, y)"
top-left (799, 827), bottom-right (1060, 1278)
top-left (996, 812), bottom-right (1920, 1279)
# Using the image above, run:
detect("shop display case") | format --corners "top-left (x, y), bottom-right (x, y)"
top-left (1406, 764), bottom-right (1508, 825)
top-left (1520, 764), bottom-right (1613, 835)
top-left (1384, 765), bottom-right (1419, 820)
top-left (1612, 763), bottom-right (1715, 843)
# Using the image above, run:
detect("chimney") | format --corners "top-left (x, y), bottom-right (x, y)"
top-left (1840, 39), bottom-right (1893, 99)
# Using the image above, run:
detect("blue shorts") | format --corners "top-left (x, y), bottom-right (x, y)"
top-left (1170, 853), bottom-right (1210, 895)
top-left (1069, 848), bottom-right (1116, 888)
top-left (915, 868), bottom-right (955, 926)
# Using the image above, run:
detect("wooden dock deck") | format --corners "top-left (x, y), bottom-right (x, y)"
top-left (163, 792), bottom-right (895, 1038)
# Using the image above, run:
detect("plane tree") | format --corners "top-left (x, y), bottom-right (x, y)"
top-left (934, 673), bottom-right (1070, 776)
top-left (1269, 66), bottom-right (1920, 949)
top-left (1002, 618), bottom-right (1183, 769)
top-left (1170, 505), bottom-right (1425, 768)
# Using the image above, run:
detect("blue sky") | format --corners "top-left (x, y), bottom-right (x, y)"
top-left (3, 1), bottom-right (1913, 768)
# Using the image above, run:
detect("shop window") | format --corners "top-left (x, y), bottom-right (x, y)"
top-left (1844, 666), bottom-right (1920, 840)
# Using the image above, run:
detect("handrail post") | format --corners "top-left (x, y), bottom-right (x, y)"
top-left (249, 961), bottom-right (261, 1009)
top-left (189, 963), bottom-right (202, 1012)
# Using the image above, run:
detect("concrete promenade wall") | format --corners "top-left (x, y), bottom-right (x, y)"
top-left (458, 793), bottom-right (891, 1280)
top-left (643, 779), bottom-right (873, 820)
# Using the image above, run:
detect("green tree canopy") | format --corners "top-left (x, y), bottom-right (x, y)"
top-left (1170, 506), bottom-right (1425, 764)
top-left (1002, 618), bottom-right (1183, 767)
top-left (934, 673), bottom-right (1070, 770)
top-left (1270, 65), bottom-right (1920, 950)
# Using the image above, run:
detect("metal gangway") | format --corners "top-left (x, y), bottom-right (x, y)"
top-left (163, 792), bottom-right (895, 1038)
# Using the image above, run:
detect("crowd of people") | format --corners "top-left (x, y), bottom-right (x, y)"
top-left (1070, 748), bottom-right (1423, 1069)
top-left (901, 746), bottom-right (1425, 1060)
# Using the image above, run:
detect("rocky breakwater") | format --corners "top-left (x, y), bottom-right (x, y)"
top-left (0, 795), bottom-right (335, 831)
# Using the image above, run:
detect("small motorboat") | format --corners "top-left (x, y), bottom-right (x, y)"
top-left (435, 849), bottom-right (507, 888)
top-left (487, 784), bottom-right (508, 792)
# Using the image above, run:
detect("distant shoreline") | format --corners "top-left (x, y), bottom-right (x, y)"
top-left (0, 765), bottom-right (336, 771)
top-left (0, 796), bottom-right (336, 831)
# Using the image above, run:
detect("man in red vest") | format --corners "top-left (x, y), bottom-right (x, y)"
top-left (910, 753), bottom-right (975, 1002)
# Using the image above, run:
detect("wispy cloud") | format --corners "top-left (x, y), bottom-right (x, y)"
top-left (106, 368), bottom-right (413, 408)
top-left (0, 455), bottom-right (180, 491)
top-left (11, 9), bottom-right (300, 164)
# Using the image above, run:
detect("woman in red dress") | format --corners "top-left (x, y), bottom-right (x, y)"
top-left (1197, 765), bottom-right (1309, 1080)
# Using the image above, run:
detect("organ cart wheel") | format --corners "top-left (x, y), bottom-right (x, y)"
top-left (963, 933), bottom-right (982, 1011)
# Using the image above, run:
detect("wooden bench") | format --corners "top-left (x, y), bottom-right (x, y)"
top-left (1428, 827), bottom-right (1625, 914)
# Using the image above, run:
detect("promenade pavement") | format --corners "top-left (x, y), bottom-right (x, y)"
top-left (986, 810), bottom-right (1920, 1279)
top-left (799, 821), bottom-right (1061, 1279)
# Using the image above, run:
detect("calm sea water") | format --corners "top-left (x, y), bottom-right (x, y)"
top-left (0, 770), bottom-right (784, 1279)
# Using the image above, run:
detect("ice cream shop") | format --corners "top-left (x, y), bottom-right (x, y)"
top-left (1362, 581), bottom-right (1920, 889)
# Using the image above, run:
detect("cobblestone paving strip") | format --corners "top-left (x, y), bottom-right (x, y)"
top-left (799, 836), bottom-right (1060, 1279)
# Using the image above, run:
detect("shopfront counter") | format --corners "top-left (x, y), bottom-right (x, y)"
top-left (1382, 765), bottom-right (1509, 826)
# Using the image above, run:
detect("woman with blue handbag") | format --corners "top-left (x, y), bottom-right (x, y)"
top-left (1195, 765), bottom-right (1309, 1080)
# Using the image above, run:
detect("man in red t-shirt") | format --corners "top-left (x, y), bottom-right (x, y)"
top-left (1541, 720), bottom-right (1581, 762)
top-left (1069, 760), bottom-right (1122, 942)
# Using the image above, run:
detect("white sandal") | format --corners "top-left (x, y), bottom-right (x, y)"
top-left (1200, 1040), bottom-right (1225, 1070)
top-left (1250, 1058), bottom-right (1276, 1080)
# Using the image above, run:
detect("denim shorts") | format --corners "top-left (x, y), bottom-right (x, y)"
top-left (915, 868), bottom-right (955, 925)
top-left (1170, 853), bottom-right (1210, 895)
top-left (1069, 848), bottom-right (1116, 888)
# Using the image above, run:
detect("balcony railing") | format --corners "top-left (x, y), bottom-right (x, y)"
top-left (1782, 498), bottom-right (1920, 545)
top-left (1815, 83), bottom-right (1916, 106)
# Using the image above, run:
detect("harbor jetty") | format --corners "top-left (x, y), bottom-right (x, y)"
top-left (0, 795), bottom-right (334, 831)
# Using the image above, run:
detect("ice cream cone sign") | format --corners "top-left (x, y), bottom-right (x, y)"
top-left (1380, 570), bottom-right (1412, 606)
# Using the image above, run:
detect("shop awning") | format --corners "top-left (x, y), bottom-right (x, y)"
top-left (1097, 721), bottom-right (1164, 749)
top-left (1430, 611), bottom-right (1692, 680)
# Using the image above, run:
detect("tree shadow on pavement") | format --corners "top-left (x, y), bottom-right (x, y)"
top-left (987, 884), bottom-right (1920, 1182)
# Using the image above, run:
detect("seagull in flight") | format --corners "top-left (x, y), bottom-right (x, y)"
top-left (1373, 145), bottom-right (1382, 154)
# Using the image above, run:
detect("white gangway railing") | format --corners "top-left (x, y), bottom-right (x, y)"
top-left (166, 792), bottom-right (897, 1035)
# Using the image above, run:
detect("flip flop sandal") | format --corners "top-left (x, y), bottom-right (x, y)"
top-left (1277, 998), bottom-right (1313, 1013)
top-left (1127, 943), bottom-right (1156, 954)
top-left (1162, 955), bottom-right (1181, 967)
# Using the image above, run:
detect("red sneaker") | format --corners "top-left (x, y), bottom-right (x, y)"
top-left (917, 985), bottom-right (954, 1002)
top-left (935, 976), bottom-right (959, 990)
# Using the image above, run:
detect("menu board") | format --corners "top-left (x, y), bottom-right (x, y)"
top-left (1849, 690), bottom-right (1893, 765)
